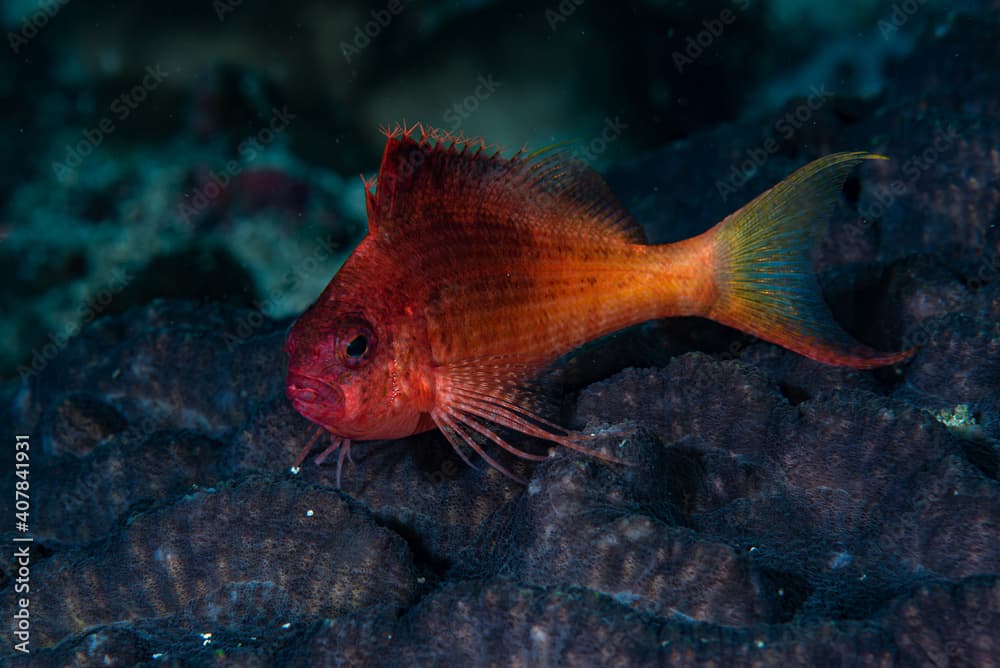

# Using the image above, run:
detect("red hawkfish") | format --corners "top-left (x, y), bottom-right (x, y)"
top-left (284, 123), bottom-right (913, 484)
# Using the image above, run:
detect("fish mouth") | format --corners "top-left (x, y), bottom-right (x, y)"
top-left (286, 373), bottom-right (345, 420)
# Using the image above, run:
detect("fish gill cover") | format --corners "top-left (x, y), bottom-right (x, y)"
top-left (1, 0), bottom-right (998, 665)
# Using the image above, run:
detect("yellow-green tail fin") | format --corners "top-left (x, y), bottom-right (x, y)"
top-left (706, 152), bottom-right (915, 369)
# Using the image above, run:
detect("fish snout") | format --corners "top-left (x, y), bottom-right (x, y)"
top-left (286, 373), bottom-right (344, 415)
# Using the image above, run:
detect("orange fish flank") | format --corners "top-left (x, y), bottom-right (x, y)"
top-left (284, 123), bottom-right (913, 484)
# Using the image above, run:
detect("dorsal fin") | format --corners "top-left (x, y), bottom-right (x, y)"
top-left (364, 122), bottom-right (645, 244)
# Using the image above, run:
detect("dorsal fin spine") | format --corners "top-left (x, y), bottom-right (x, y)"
top-left (367, 122), bottom-right (646, 244)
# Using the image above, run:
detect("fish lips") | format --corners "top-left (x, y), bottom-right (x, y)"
top-left (286, 372), bottom-right (345, 423)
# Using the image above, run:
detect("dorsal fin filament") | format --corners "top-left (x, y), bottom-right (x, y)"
top-left (363, 121), bottom-right (645, 244)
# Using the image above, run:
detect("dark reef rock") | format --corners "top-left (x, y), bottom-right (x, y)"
top-left (473, 433), bottom-right (770, 627)
top-left (3, 476), bottom-right (418, 648)
top-left (878, 576), bottom-right (1000, 667)
top-left (32, 428), bottom-right (224, 544)
top-left (16, 300), bottom-right (288, 446)
top-left (39, 391), bottom-right (129, 457)
top-left (228, 396), bottom-right (527, 569)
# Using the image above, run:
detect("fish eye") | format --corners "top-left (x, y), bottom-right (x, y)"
top-left (337, 319), bottom-right (375, 367)
top-left (346, 334), bottom-right (368, 358)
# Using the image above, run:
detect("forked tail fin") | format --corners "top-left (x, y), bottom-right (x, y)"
top-left (705, 151), bottom-right (915, 369)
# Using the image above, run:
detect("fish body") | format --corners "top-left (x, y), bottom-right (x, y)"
top-left (285, 124), bottom-right (912, 481)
